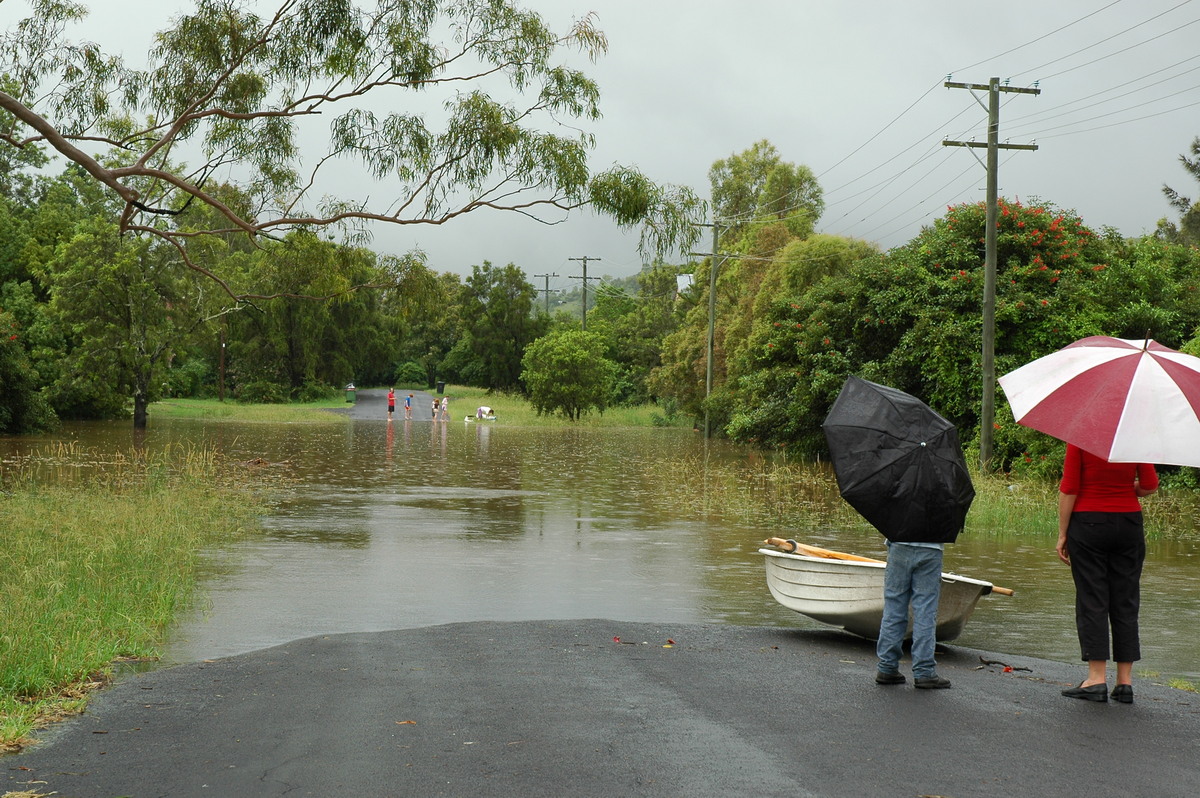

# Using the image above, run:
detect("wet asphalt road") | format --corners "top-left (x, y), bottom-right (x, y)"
top-left (6, 620), bottom-right (1200, 798)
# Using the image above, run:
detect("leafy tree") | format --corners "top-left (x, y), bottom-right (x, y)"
top-left (0, 0), bottom-right (702, 297)
top-left (42, 216), bottom-right (204, 426)
top-left (1159, 135), bottom-right (1200, 247)
top-left (0, 306), bottom-right (55, 433)
top-left (224, 232), bottom-right (396, 397)
top-left (586, 264), bottom-right (682, 404)
top-left (390, 266), bottom-right (464, 389)
top-left (709, 140), bottom-right (823, 239)
top-left (521, 329), bottom-right (616, 421)
top-left (652, 142), bottom-right (824, 427)
top-left (454, 262), bottom-right (546, 391)
top-left (724, 199), bottom-right (1118, 465)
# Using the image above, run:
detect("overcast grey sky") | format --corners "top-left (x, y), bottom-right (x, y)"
top-left (5, 0), bottom-right (1199, 294)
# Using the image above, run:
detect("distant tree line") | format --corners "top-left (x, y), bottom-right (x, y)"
top-left (5, 132), bottom-right (1200, 475)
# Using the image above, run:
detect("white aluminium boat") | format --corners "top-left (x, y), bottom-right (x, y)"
top-left (759, 538), bottom-right (1012, 642)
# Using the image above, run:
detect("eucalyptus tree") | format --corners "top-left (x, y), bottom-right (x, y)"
top-left (223, 231), bottom-right (397, 398)
top-left (452, 261), bottom-right (545, 391)
top-left (0, 0), bottom-right (702, 301)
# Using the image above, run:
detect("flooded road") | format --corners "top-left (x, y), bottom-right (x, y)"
top-left (4, 394), bottom-right (1198, 682)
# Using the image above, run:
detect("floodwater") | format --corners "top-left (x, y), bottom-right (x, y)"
top-left (4, 405), bottom-right (1199, 683)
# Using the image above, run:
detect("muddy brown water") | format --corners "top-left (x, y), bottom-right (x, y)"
top-left (3, 412), bottom-right (1198, 682)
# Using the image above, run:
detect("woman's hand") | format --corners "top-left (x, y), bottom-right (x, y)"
top-left (1056, 534), bottom-right (1070, 565)
top-left (1056, 491), bottom-right (1077, 566)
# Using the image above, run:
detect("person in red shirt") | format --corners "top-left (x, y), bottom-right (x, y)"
top-left (1057, 443), bottom-right (1158, 703)
top-left (387, 388), bottom-right (395, 419)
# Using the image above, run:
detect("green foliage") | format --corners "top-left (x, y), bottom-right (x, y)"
top-left (225, 232), bottom-right (395, 395)
top-left (585, 264), bottom-right (683, 404)
top-left (521, 329), bottom-right (617, 421)
top-left (391, 360), bottom-right (426, 385)
top-left (721, 197), bottom-right (1200, 471)
top-left (41, 211), bottom-right (201, 425)
top-left (1159, 136), bottom-right (1200, 247)
top-left (0, 307), bottom-right (56, 432)
top-left (0, 0), bottom-right (702, 275)
top-left (164, 356), bottom-right (212, 398)
top-left (651, 141), bottom-right (825, 426)
top-left (456, 261), bottom-right (547, 390)
top-left (236, 379), bottom-right (288, 404)
top-left (709, 139), bottom-right (823, 239)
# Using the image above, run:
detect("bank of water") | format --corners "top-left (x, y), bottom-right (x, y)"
top-left (3, 415), bottom-right (1198, 683)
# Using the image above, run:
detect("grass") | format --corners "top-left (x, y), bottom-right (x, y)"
top-left (0, 444), bottom-right (275, 752)
top-left (151, 397), bottom-right (350, 424)
top-left (418, 384), bottom-right (685, 428)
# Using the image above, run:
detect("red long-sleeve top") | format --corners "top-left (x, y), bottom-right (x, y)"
top-left (1059, 444), bottom-right (1158, 513)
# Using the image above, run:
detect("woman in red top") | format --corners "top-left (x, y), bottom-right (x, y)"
top-left (1057, 443), bottom-right (1158, 703)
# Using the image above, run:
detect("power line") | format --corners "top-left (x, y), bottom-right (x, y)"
top-left (1009, 0), bottom-right (1198, 82)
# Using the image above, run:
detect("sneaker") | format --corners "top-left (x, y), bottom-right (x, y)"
top-left (875, 670), bottom-right (906, 685)
top-left (914, 675), bottom-right (952, 689)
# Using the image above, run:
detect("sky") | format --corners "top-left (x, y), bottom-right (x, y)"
top-left (4, 0), bottom-right (1200, 296)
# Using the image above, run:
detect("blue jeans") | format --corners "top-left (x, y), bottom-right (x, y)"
top-left (876, 542), bottom-right (944, 679)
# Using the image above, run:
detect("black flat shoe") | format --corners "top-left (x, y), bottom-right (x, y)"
top-left (1111, 684), bottom-right (1134, 703)
top-left (1062, 682), bottom-right (1108, 702)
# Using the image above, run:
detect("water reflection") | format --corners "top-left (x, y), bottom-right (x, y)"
top-left (3, 417), bottom-right (1197, 682)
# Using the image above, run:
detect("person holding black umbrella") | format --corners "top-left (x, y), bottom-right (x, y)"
top-left (822, 377), bottom-right (975, 691)
top-left (874, 540), bottom-right (952, 689)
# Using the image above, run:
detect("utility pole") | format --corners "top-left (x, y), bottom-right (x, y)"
top-left (704, 222), bottom-right (722, 439)
top-left (532, 272), bottom-right (559, 316)
top-left (568, 256), bottom-right (600, 331)
top-left (943, 76), bottom-right (1039, 472)
top-left (218, 323), bottom-right (226, 402)
top-left (687, 220), bottom-right (723, 439)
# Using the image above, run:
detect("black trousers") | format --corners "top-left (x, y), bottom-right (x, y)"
top-left (1067, 511), bottom-right (1146, 662)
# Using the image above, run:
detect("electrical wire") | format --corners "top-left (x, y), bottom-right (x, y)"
top-left (1009, 0), bottom-right (1197, 82)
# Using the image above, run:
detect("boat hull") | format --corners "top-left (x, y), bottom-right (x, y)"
top-left (760, 548), bottom-right (993, 642)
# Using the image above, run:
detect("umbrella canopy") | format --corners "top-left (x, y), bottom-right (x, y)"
top-left (822, 376), bottom-right (975, 544)
top-left (998, 335), bottom-right (1200, 467)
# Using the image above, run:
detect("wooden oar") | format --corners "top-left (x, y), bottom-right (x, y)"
top-left (761, 537), bottom-right (1016, 596)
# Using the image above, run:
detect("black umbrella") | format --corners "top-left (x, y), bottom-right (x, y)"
top-left (822, 376), bottom-right (974, 543)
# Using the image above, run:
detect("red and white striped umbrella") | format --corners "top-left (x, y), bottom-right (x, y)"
top-left (998, 335), bottom-right (1200, 467)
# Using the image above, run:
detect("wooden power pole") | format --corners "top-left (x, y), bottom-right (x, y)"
top-left (943, 76), bottom-right (1039, 471)
top-left (568, 256), bottom-right (600, 331)
top-left (532, 272), bottom-right (559, 316)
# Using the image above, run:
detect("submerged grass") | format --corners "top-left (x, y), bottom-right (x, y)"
top-left (651, 453), bottom-right (1199, 543)
top-left (0, 444), bottom-right (276, 751)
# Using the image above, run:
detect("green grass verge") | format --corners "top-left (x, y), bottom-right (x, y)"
top-left (425, 385), bottom-right (685, 428)
top-left (151, 397), bottom-right (349, 423)
top-left (0, 446), bottom-right (272, 751)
